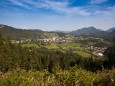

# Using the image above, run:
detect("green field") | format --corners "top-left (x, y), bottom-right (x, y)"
top-left (22, 44), bottom-right (39, 48)
top-left (74, 51), bottom-right (91, 58)
top-left (59, 43), bottom-right (81, 47)
top-left (43, 42), bottom-right (81, 49)
top-left (21, 42), bottom-right (82, 50)
top-left (44, 43), bottom-right (58, 49)
top-left (21, 43), bottom-right (90, 58)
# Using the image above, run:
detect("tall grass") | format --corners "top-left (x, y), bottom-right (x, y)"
top-left (0, 67), bottom-right (115, 86)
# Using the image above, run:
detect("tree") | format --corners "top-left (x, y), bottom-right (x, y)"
top-left (104, 37), bottom-right (115, 68)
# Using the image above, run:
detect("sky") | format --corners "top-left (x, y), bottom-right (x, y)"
top-left (0, 0), bottom-right (115, 31)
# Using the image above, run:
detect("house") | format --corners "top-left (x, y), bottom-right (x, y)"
top-left (11, 40), bottom-right (20, 43)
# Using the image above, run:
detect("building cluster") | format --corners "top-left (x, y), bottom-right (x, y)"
top-left (38, 36), bottom-right (76, 43)
top-left (10, 36), bottom-right (78, 43)
top-left (11, 40), bottom-right (20, 44)
top-left (11, 39), bottom-right (32, 44)
top-left (92, 47), bottom-right (106, 57)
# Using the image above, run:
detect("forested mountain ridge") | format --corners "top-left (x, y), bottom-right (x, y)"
top-left (0, 24), bottom-right (44, 40)
top-left (70, 26), bottom-right (115, 38)
top-left (70, 26), bottom-right (100, 35)
top-left (0, 24), bottom-right (115, 40)
top-left (0, 24), bottom-right (67, 40)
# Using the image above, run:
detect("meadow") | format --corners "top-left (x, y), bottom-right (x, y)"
top-left (21, 42), bottom-right (91, 58)
top-left (74, 51), bottom-right (91, 58)
top-left (21, 44), bottom-right (39, 48)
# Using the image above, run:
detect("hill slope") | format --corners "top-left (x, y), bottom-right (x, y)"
top-left (70, 26), bottom-right (101, 35)
top-left (70, 26), bottom-right (115, 38)
top-left (106, 27), bottom-right (115, 32)
top-left (0, 24), bottom-right (43, 39)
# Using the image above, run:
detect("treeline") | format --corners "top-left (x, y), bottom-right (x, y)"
top-left (104, 37), bottom-right (115, 68)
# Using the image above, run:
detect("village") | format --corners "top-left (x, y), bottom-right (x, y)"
top-left (10, 35), bottom-right (107, 57)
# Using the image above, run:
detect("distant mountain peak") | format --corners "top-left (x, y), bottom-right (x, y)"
top-left (106, 27), bottom-right (115, 32)
top-left (71, 26), bottom-right (100, 35)
top-left (85, 26), bottom-right (96, 29)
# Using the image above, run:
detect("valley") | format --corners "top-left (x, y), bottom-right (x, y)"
top-left (0, 24), bottom-right (115, 86)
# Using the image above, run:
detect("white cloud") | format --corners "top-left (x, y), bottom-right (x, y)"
top-left (101, 6), bottom-right (115, 17)
top-left (9, 0), bottom-right (31, 9)
top-left (42, 0), bottom-right (91, 16)
top-left (5, 0), bottom-right (115, 17)
top-left (8, 0), bottom-right (91, 16)
top-left (94, 10), bottom-right (102, 14)
top-left (90, 0), bottom-right (108, 4)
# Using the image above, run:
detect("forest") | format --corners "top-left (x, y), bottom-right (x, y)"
top-left (0, 35), bottom-right (115, 86)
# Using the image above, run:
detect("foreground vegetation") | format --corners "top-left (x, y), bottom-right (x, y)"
top-left (0, 67), bottom-right (115, 86)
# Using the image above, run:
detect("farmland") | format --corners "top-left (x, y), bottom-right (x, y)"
top-left (22, 44), bottom-right (39, 48)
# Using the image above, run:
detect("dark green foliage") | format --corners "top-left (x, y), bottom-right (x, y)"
top-left (104, 37), bottom-right (115, 68)
top-left (94, 41), bottom-right (110, 47)
top-left (104, 47), bottom-right (115, 63)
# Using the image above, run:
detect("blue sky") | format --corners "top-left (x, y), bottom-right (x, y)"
top-left (0, 0), bottom-right (115, 31)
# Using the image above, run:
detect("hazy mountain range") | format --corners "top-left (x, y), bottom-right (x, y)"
top-left (0, 24), bottom-right (115, 39)
top-left (71, 26), bottom-right (115, 38)
top-left (106, 27), bottom-right (115, 32)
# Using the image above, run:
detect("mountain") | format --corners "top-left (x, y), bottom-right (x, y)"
top-left (87, 31), bottom-right (109, 38)
top-left (0, 24), bottom-right (44, 39)
top-left (110, 30), bottom-right (115, 36)
top-left (70, 26), bottom-right (101, 35)
top-left (0, 24), bottom-right (115, 40)
top-left (29, 29), bottom-right (44, 32)
top-left (70, 26), bottom-right (115, 39)
top-left (106, 27), bottom-right (115, 32)
top-left (0, 24), bottom-right (67, 40)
